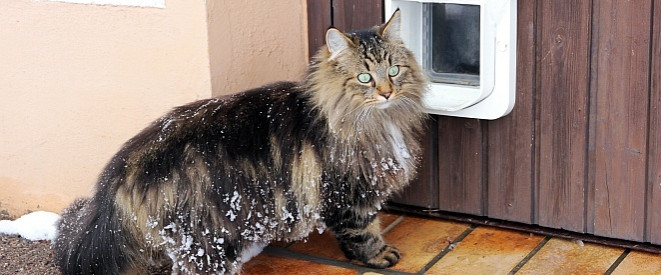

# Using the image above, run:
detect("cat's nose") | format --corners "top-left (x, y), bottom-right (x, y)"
top-left (380, 90), bottom-right (392, 99)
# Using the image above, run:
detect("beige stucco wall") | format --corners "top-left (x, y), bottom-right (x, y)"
top-left (206, 0), bottom-right (309, 96)
top-left (0, 0), bottom-right (308, 217)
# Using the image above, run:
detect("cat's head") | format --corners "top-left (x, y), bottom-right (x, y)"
top-left (306, 10), bottom-right (427, 130)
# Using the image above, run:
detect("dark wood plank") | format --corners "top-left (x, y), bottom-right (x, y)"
top-left (647, 0), bottom-right (661, 245)
top-left (592, 0), bottom-right (654, 241)
top-left (591, 0), bottom-right (652, 242)
top-left (586, 20), bottom-right (598, 234)
top-left (306, 0), bottom-right (332, 58)
top-left (486, 0), bottom-right (536, 223)
top-left (332, 0), bottom-right (383, 32)
top-left (437, 117), bottom-right (485, 215)
top-left (391, 117), bottom-right (439, 209)
top-left (536, 0), bottom-right (592, 233)
top-left (531, 0), bottom-right (544, 227)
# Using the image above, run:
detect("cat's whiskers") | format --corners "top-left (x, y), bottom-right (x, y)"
top-left (396, 94), bottom-right (420, 107)
top-left (358, 104), bottom-right (375, 123)
top-left (336, 99), bottom-right (368, 121)
top-left (349, 103), bottom-right (373, 128)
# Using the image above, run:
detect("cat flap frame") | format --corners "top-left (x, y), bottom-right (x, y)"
top-left (385, 0), bottom-right (517, 120)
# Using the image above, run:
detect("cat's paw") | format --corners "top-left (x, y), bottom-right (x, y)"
top-left (364, 244), bottom-right (400, 268)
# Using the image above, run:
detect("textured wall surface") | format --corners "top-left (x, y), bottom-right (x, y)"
top-left (0, 0), bottom-right (308, 216)
top-left (206, 0), bottom-right (309, 96)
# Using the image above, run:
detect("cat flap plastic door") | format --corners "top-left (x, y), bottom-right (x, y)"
top-left (385, 0), bottom-right (517, 119)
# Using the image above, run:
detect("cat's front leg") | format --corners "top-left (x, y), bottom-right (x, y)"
top-left (327, 209), bottom-right (400, 268)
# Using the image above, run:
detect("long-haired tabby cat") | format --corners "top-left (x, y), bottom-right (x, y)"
top-left (54, 10), bottom-right (427, 274)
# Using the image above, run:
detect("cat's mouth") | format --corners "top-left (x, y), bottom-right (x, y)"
top-left (375, 101), bottom-right (393, 109)
top-left (374, 95), bottom-right (395, 109)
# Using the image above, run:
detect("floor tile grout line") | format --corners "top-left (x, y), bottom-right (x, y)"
top-left (604, 249), bottom-right (631, 275)
top-left (263, 245), bottom-right (417, 275)
top-left (507, 236), bottom-right (551, 275)
top-left (416, 224), bottom-right (478, 274)
top-left (382, 214), bottom-right (407, 234)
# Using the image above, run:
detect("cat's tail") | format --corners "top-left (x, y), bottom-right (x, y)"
top-left (53, 195), bottom-right (136, 275)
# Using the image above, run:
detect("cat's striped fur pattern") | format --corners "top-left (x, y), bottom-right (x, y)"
top-left (53, 10), bottom-right (427, 274)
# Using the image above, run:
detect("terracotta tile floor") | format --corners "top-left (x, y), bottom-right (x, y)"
top-left (242, 212), bottom-right (661, 274)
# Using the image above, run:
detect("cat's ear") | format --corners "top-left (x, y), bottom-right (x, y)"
top-left (380, 9), bottom-right (402, 40)
top-left (326, 28), bottom-right (352, 60)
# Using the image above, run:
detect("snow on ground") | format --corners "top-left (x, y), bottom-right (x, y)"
top-left (0, 211), bottom-right (61, 241)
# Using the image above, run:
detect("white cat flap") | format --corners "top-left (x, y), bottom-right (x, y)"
top-left (385, 0), bottom-right (517, 120)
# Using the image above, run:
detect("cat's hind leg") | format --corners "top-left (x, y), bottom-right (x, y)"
top-left (327, 210), bottom-right (400, 268)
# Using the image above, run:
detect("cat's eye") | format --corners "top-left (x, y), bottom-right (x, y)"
top-left (357, 73), bottom-right (372, 83)
top-left (388, 66), bottom-right (400, 77)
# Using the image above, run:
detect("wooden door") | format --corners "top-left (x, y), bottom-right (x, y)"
top-left (306, 0), bottom-right (661, 245)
